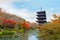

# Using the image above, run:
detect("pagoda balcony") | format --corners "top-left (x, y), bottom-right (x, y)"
top-left (36, 20), bottom-right (46, 22)
top-left (37, 11), bottom-right (46, 14)
top-left (36, 15), bottom-right (46, 16)
top-left (36, 17), bottom-right (46, 19)
top-left (36, 21), bottom-right (46, 23)
top-left (37, 18), bottom-right (46, 20)
top-left (36, 16), bottom-right (46, 18)
top-left (37, 14), bottom-right (45, 15)
top-left (36, 18), bottom-right (46, 20)
top-left (36, 15), bottom-right (46, 17)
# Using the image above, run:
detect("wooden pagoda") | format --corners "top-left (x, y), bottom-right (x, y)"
top-left (36, 11), bottom-right (46, 25)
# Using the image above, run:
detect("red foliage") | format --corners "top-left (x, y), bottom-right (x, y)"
top-left (20, 21), bottom-right (30, 29)
top-left (2, 18), bottom-right (7, 24)
top-left (2, 18), bottom-right (30, 29)
top-left (2, 18), bottom-right (16, 28)
top-left (2, 18), bottom-right (16, 25)
top-left (7, 19), bottom-right (16, 25)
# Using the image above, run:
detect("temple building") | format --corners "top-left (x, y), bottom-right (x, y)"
top-left (36, 11), bottom-right (47, 25)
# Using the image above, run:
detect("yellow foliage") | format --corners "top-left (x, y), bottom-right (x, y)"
top-left (39, 14), bottom-right (60, 31)
top-left (38, 14), bottom-right (60, 40)
top-left (53, 14), bottom-right (58, 18)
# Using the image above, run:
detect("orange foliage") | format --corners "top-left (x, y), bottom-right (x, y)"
top-left (24, 22), bottom-right (30, 29)
top-left (52, 19), bottom-right (60, 24)
top-left (39, 14), bottom-right (60, 34)
top-left (20, 21), bottom-right (30, 29)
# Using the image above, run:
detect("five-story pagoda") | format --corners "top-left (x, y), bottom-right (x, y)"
top-left (36, 11), bottom-right (46, 25)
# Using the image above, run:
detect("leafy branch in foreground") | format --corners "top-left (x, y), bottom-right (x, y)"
top-left (38, 14), bottom-right (60, 40)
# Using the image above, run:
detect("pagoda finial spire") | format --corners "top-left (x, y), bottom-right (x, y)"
top-left (40, 5), bottom-right (43, 11)
top-left (41, 6), bottom-right (42, 11)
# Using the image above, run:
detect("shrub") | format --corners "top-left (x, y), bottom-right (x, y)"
top-left (0, 32), bottom-right (2, 37)
top-left (2, 30), bottom-right (15, 36)
top-left (9, 30), bottom-right (15, 36)
top-left (18, 29), bottom-right (24, 36)
top-left (0, 25), bottom-right (3, 29)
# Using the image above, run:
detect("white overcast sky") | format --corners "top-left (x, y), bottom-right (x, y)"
top-left (0, 0), bottom-right (60, 22)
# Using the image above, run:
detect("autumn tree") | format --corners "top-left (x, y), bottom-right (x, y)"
top-left (38, 14), bottom-right (60, 40)
top-left (2, 18), bottom-right (16, 29)
top-left (19, 21), bottom-right (30, 30)
top-left (0, 8), bottom-right (25, 29)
